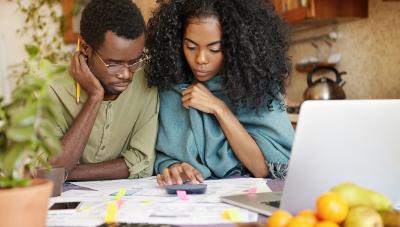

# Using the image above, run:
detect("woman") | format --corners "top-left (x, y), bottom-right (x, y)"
top-left (146, 0), bottom-right (294, 186)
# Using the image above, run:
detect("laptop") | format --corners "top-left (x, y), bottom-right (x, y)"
top-left (221, 100), bottom-right (400, 215)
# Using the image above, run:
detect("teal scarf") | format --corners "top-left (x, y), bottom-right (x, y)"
top-left (155, 76), bottom-right (294, 179)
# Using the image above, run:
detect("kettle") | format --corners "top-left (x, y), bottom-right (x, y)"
top-left (303, 66), bottom-right (346, 100)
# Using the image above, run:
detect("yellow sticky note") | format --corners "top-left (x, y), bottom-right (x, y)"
top-left (222, 210), bottom-right (231, 220)
top-left (113, 188), bottom-right (127, 201)
top-left (104, 202), bottom-right (117, 224)
top-left (222, 208), bottom-right (241, 222)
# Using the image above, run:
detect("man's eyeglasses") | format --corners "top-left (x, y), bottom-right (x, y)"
top-left (94, 50), bottom-right (150, 74)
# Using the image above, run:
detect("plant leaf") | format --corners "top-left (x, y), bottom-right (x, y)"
top-left (10, 104), bottom-right (37, 127)
top-left (2, 143), bottom-right (26, 178)
top-left (0, 133), bottom-right (6, 151)
top-left (6, 126), bottom-right (34, 142)
top-left (24, 44), bottom-right (39, 59)
top-left (0, 176), bottom-right (31, 188)
top-left (39, 59), bottom-right (52, 78)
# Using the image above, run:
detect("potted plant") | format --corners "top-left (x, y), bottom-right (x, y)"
top-left (0, 44), bottom-right (67, 227)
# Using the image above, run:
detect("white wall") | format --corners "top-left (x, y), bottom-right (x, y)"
top-left (0, 34), bottom-right (11, 102)
top-left (0, 0), bottom-right (29, 67)
top-left (134, 0), bottom-right (158, 22)
top-left (0, 0), bottom-right (69, 102)
top-left (0, 0), bottom-right (30, 101)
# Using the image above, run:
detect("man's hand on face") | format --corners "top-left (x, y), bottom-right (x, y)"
top-left (70, 51), bottom-right (104, 99)
top-left (156, 162), bottom-right (204, 186)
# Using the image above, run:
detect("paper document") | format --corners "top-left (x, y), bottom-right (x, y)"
top-left (47, 177), bottom-right (270, 226)
top-left (71, 177), bottom-right (270, 199)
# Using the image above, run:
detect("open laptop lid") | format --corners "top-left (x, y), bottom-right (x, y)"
top-left (281, 100), bottom-right (400, 214)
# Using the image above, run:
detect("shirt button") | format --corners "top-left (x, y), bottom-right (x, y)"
top-left (101, 146), bottom-right (106, 150)
top-left (105, 124), bottom-right (110, 129)
top-left (144, 160), bottom-right (149, 165)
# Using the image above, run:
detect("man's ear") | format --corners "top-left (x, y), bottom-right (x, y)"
top-left (79, 37), bottom-right (90, 56)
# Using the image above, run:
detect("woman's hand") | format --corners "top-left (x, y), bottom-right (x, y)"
top-left (156, 162), bottom-right (204, 186)
top-left (181, 82), bottom-right (226, 115)
top-left (70, 51), bottom-right (104, 99)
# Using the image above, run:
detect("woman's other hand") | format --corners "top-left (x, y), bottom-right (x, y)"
top-left (156, 162), bottom-right (204, 186)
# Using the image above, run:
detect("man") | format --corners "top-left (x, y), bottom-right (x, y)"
top-left (50, 0), bottom-right (159, 181)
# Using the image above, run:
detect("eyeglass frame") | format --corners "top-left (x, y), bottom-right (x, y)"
top-left (93, 49), bottom-right (150, 74)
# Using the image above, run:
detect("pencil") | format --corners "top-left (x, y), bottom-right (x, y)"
top-left (75, 38), bottom-right (81, 103)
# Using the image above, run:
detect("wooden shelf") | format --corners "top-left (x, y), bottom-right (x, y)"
top-left (272, 0), bottom-right (368, 31)
top-left (295, 62), bottom-right (336, 73)
top-left (283, 7), bottom-right (312, 23)
top-left (61, 0), bottom-right (79, 44)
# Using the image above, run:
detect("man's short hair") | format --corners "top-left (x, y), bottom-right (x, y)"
top-left (80, 0), bottom-right (145, 50)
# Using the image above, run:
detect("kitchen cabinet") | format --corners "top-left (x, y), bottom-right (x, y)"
top-left (271, 0), bottom-right (368, 31)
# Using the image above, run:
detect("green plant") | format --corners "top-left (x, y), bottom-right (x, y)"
top-left (0, 45), bottom-right (67, 188)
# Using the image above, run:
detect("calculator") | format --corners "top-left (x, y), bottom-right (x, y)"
top-left (164, 183), bottom-right (207, 194)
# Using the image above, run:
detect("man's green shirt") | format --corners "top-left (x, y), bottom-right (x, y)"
top-left (49, 68), bottom-right (159, 178)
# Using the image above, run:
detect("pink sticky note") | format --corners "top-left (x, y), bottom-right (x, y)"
top-left (116, 200), bottom-right (126, 209)
top-left (248, 187), bottom-right (257, 194)
top-left (176, 190), bottom-right (188, 200)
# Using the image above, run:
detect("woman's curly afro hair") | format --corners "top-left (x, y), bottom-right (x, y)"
top-left (146, 0), bottom-right (291, 110)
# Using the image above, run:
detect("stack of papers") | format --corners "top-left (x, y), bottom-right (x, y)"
top-left (47, 177), bottom-right (271, 226)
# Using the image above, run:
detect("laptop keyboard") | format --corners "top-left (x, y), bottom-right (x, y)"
top-left (260, 200), bottom-right (280, 208)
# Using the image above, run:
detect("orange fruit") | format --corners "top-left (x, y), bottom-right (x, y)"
top-left (315, 220), bottom-right (340, 227)
top-left (297, 210), bottom-right (318, 225)
top-left (266, 210), bottom-right (292, 227)
top-left (316, 192), bottom-right (349, 223)
top-left (285, 216), bottom-right (314, 227)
